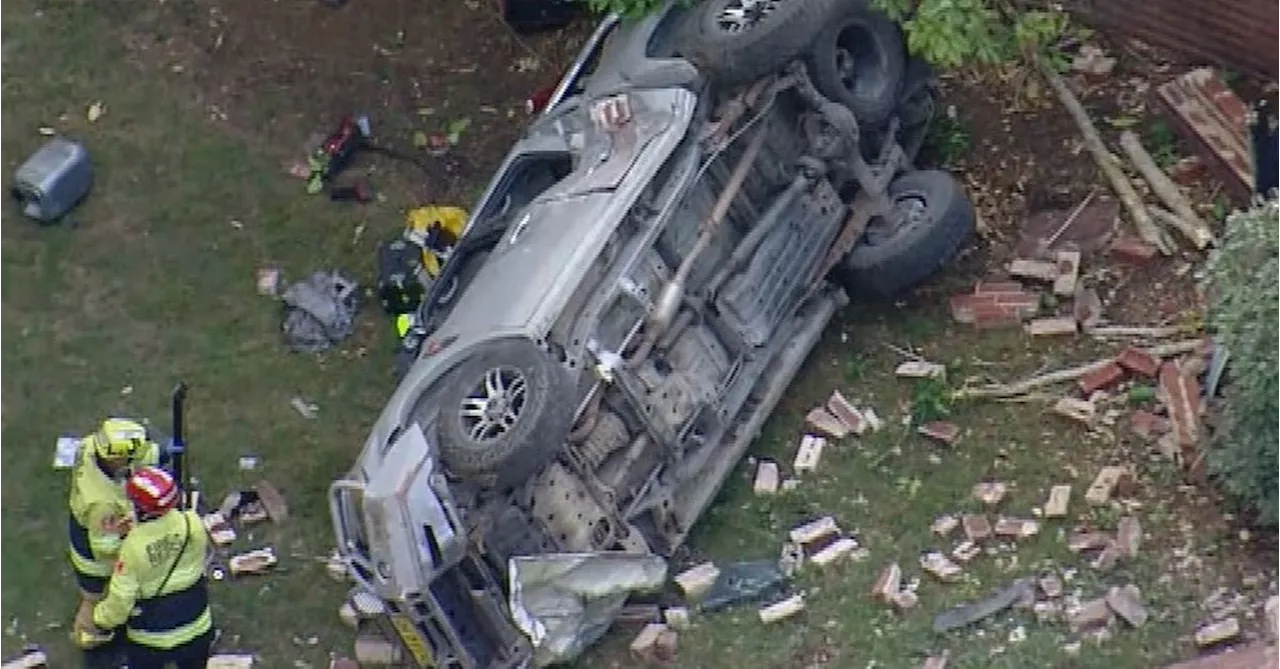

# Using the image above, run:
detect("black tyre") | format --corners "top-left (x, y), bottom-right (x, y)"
top-left (808, 6), bottom-right (906, 127)
top-left (678, 0), bottom-right (840, 89)
top-left (840, 170), bottom-right (975, 298)
top-left (435, 338), bottom-right (573, 488)
top-left (862, 57), bottom-right (938, 164)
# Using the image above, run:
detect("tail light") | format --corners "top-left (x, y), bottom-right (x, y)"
top-left (526, 83), bottom-right (556, 116)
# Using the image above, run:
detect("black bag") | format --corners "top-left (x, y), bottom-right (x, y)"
top-left (376, 239), bottom-right (426, 315)
top-left (503, 0), bottom-right (580, 34)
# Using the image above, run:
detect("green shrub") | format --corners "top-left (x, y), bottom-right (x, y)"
top-left (1201, 197), bottom-right (1279, 526)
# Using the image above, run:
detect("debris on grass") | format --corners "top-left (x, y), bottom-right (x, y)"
top-left (1053, 397), bottom-right (1097, 425)
top-left (1025, 316), bottom-right (1078, 337)
top-left (202, 512), bottom-right (237, 546)
top-left (826, 391), bottom-right (866, 435)
top-left (1115, 516), bottom-right (1142, 558)
top-left (921, 653), bottom-right (950, 669)
top-left (629, 622), bottom-right (669, 662)
top-left (1068, 597), bottom-right (1115, 632)
top-left (86, 101), bottom-right (106, 123)
top-left (962, 514), bottom-right (993, 541)
top-left (1039, 572), bottom-right (1064, 599)
top-left (1091, 542), bottom-right (1123, 572)
top-left (752, 460), bottom-right (780, 495)
top-left (1130, 410), bottom-right (1171, 441)
top-left (789, 516), bottom-right (840, 546)
top-left (993, 517), bottom-right (1040, 539)
top-left (206, 655), bottom-right (255, 669)
top-left (253, 480), bottom-right (289, 522)
top-left (1116, 346), bottom-right (1162, 377)
top-left (290, 396), bottom-right (319, 419)
top-left (810, 537), bottom-right (860, 568)
top-left (871, 563), bottom-right (903, 602)
top-left (1106, 584), bottom-right (1148, 628)
top-left (1052, 250), bottom-right (1081, 297)
top-left (804, 407), bottom-right (848, 439)
top-left (237, 456), bottom-right (259, 471)
top-left (862, 407), bottom-right (884, 432)
top-left (895, 360), bottom-right (946, 379)
top-left (255, 266), bottom-right (281, 297)
top-left (674, 562), bottom-right (720, 600)
top-left (2, 648), bottom-right (48, 668)
top-left (1085, 466), bottom-right (1133, 505)
top-left (972, 481), bottom-right (1008, 506)
top-left (758, 594), bottom-right (804, 624)
top-left (338, 601), bottom-right (358, 629)
top-left (229, 547), bottom-right (278, 576)
top-left (918, 420), bottom-right (960, 445)
top-left (354, 631), bottom-right (402, 665)
top-left (951, 541), bottom-right (981, 563)
top-left (663, 607), bottom-right (690, 630)
top-left (1008, 258), bottom-right (1058, 282)
top-left (932, 514), bottom-right (960, 537)
top-left (1078, 361), bottom-right (1126, 395)
top-left (1193, 617), bottom-right (1240, 648)
top-left (920, 551), bottom-right (963, 582)
top-left (793, 434), bottom-right (825, 474)
top-left (1044, 485), bottom-right (1072, 518)
top-left (701, 560), bottom-right (786, 612)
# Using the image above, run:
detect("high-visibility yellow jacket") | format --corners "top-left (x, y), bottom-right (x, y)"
top-left (93, 509), bottom-right (212, 649)
top-left (67, 439), bottom-right (158, 584)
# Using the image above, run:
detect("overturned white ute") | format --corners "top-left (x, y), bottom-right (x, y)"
top-left (330, 1), bottom-right (974, 666)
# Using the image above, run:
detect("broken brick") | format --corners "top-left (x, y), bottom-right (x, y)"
top-left (1086, 466), bottom-right (1132, 505)
top-left (1078, 361), bottom-right (1126, 395)
top-left (674, 562), bottom-right (719, 600)
top-left (1109, 235), bottom-right (1159, 264)
top-left (920, 551), bottom-right (963, 582)
top-left (1008, 259), bottom-right (1058, 282)
top-left (1053, 250), bottom-right (1082, 297)
top-left (972, 481), bottom-right (1008, 506)
top-left (1116, 347), bottom-right (1161, 377)
top-left (1025, 316), bottom-right (1079, 337)
top-left (1106, 584), bottom-right (1148, 627)
top-left (1091, 542), bottom-right (1123, 571)
top-left (1194, 617), bottom-right (1240, 648)
top-left (1116, 516), bottom-right (1142, 558)
top-left (994, 517), bottom-right (1040, 539)
top-left (1130, 410), bottom-right (1171, 442)
top-left (1160, 360), bottom-right (1202, 449)
top-left (891, 589), bottom-right (920, 611)
top-left (827, 391), bottom-right (866, 435)
top-left (932, 514), bottom-right (960, 537)
top-left (653, 628), bottom-right (678, 661)
top-left (871, 563), bottom-right (902, 601)
top-left (1068, 597), bottom-right (1114, 632)
top-left (811, 537), bottom-right (859, 567)
top-left (630, 623), bottom-right (669, 662)
top-left (1053, 397), bottom-right (1097, 425)
top-left (759, 594), bottom-right (805, 624)
top-left (793, 435), bottom-right (825, 474)
top-left (1044, 485), bottom-right (1072, 518)
top-left (789, 516), bottom-right (840, 545)
top-left (752, 460), bottom-right (780, 495)
top-left (918, 421), bottom-right (960, 445)
top-left (805, 407), bottom-right (849, 439)
top-left (1168, 156), bottom-right (1208, 186)
top-left (962, 514), bottom-right (992, 541)
top-left (951, 540), bottom-right (981, 563)
top-left (1067, 531), bottom-right (1113, 553)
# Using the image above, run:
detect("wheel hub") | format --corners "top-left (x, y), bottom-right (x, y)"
top-left (716, 0), bottom-right (785, 33)
top-left (459, 366), bottom-right (527, 442)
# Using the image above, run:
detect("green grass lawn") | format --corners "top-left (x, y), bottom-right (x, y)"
top-left (2, 2), bottom-right (1267, 667)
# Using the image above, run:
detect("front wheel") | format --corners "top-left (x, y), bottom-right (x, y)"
top-left (838, 170), bottom-right (975, 298)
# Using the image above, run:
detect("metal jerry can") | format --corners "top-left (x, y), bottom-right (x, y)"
top-left (11, 138), bottom-right (93, 223)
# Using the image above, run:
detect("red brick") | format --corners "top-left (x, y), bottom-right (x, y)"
top-left (918, 421), bottom-right (960, 445)
top-left (1115, 347), bottom-right (1161, 377)
top-left (973, 281), bottom-right (1026, 296)
top-left (1167, 157), bottom-right (1208, 186)
top-left (1130, 410), bottom-right (1171, 442)
top-left (1160, 361), bottom-right (1202, 448)
top-left (1078, 361), bottom-right (1126, 395)
top-left (1109, 236), bottom-right (1158, 264)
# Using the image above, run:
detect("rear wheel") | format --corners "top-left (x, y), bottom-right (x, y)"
top-left (839, 170), bottom-right (975, 298)
top-left (678, 0), bottom-right (839, 88)
top-left (808, 7), bottom-right (906, 127)
top-left (435, 338), bottom-right (573, 488)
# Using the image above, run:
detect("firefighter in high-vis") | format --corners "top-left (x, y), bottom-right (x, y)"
top-left (86, 466), bottom-right (214, 669)
top-left (68, 418), bottom-right (162, 649)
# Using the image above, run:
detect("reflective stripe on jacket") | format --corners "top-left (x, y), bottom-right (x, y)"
top-left (68, 441), bottom-right (130, 577)
top-left (93, 509), bottom-right (212, 649)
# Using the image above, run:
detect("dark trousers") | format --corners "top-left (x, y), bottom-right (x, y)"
top-left (124, 629), bottom-right (214, 669)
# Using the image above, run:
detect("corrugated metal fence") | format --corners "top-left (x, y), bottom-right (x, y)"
top-left (1068, 0), bottom-right (1278, 81)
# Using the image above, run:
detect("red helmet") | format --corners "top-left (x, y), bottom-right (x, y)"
top-left (125, 466), bottom-right (179, 517)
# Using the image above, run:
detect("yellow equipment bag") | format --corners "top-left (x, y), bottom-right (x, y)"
top-left (405, 205), bottom-right (468, 278)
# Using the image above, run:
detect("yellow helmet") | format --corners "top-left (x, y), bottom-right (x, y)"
top-left (92, 418), bottom-right (150, 461)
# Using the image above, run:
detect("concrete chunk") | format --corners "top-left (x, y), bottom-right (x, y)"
top-left (752, 460), bottom-right (780, 495)
top-left (630, 623), bottom-right (669, 662)
top-left (1039, 572), bottom-right (1064, 598)
top-left (810, 537), bottom-right (859, 567)
top-left (1067, 531), bottom-right (1113, 553)
top-left (1053, 397), bottom-right (1097, 425)
top-left (896, 360), bottom-right (946, 379)
top-left (932, 514), bottom-right (960, 537)
top-left (1053, 250), bottom-right (1081, 296)
top-left (1009, 258), bottom-right (1058, 282)
top-left (952, 540), bottom-right (981, 563)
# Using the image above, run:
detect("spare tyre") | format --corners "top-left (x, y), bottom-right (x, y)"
top-left (678, 0), bottom-right (839, 89)
top-left (435, 338), bottom-right (573, 488)
top-left (839, 170), bottom-right (975, 298)
top-left (807, 6), bottom-right (906, 127)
